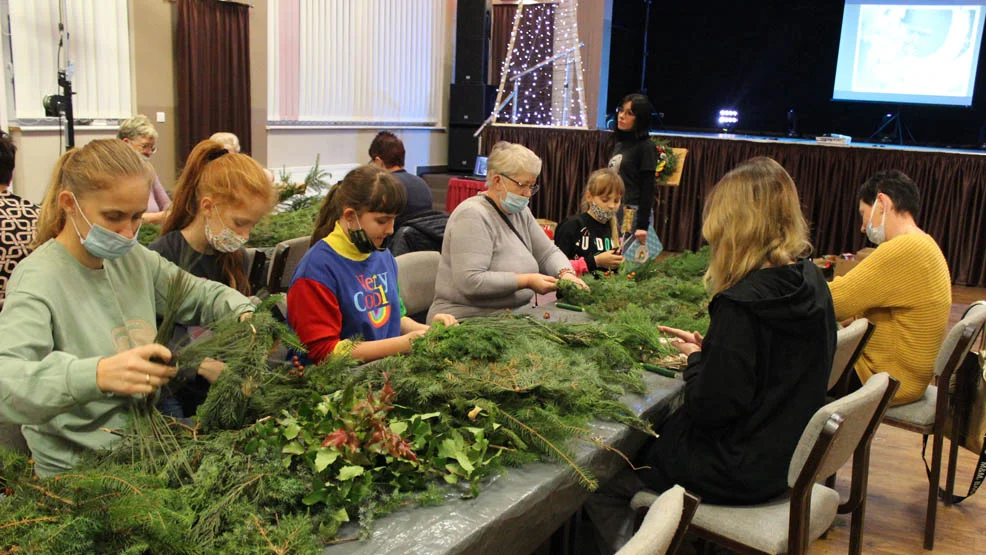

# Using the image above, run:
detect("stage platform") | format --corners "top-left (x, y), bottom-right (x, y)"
top-left (481, 125), bottom-right (986, 287)
top-left (650, 130), bottom-right (986, 156)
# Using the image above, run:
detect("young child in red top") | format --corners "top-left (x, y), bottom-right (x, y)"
top-left (287, 165), bottom-right (457, 363)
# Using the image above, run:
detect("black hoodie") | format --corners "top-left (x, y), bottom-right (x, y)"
top-left (638, 259), bottom-right (836, 504)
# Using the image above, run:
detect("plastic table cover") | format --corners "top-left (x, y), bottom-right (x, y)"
top-left (325, 302), bottom-right (685, 554)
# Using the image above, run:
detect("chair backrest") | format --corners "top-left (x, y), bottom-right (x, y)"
top-left (828, 318), bottom-right (874, 391)
top-left (266, 236), bottom-right (313, 294)
top-left (934, 301), bottom-right (986, 378)
top-left (396, 251), bottom-right (441, 317)
top-left (244, 247), bottom-right (269, 294)
top-left (617, 485), bottom-right (699, 555)
top-left (789, 372), bottom-right (898, 486)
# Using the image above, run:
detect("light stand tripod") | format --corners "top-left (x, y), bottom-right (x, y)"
top-left (43, 0), bottom-right (75, 150)
top-left (869, 107), bottom-right (915, 145)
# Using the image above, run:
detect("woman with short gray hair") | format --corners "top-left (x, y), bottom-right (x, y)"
top-left (427, 142), bottom-right (587, 321)
top-left (118, 115), bottom-right (171, 224)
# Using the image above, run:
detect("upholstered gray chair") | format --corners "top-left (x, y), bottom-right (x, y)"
top-left (396, 251), bottom-right (441, 322)
top-left (266, 236), bottom-right (313, 294)
top-left (828, 318), bottom-right (875, 393)
top-left (631, 373), bottom-right (899, 554)
top-left (882, 301), bottom-right (986, 550)
top-left (624, 485), bottom-right (700, 555)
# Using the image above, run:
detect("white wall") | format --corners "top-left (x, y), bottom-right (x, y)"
top-left (266, 127), bottom-right (448, 178)
top-left (266, 0), bottom-right (454, 176)
top-left (11, 127), bottom-right (119, 204)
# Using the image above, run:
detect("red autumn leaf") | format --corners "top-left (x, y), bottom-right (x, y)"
top-left (322, 428), bottom-right (348, 448)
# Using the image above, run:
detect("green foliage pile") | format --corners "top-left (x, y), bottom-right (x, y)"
top-left (138, 222), bottom-right (161, 247)
top-left (0, 251), bottom-right (713, 552)
top-left (558, 247), bottom-right (712, 335)
top-left (246, 204), bottom-right (319, 248)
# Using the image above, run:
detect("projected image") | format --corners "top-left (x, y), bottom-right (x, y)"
top-left (852, 6), bottom-right (980, 96)
top-left (833, 1), bottom-right (986, 106)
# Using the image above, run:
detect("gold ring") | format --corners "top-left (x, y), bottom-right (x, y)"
top-left (146, 373), bottom-right (151, 385)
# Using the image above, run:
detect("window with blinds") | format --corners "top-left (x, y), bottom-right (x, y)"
top-left (268, 0), bottom-right (451, 125)
top-left (6, 0), bottom-right (133, 121)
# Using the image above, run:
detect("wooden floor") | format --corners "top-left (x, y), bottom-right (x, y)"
top-left (811, 284), bottom-right (986, 554)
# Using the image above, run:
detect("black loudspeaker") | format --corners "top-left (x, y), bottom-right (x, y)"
top-left (450, 83), bottom-right (496, 125)
top-left (448, 125), bottom-right (481, 172)
top-left (454, 1), bottom-right (490, 83)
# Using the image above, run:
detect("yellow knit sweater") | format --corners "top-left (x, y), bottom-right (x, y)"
top-left (829, 233), bottom-right (951, 405)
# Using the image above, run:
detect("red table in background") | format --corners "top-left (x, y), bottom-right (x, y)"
top-left (445, 177), bottom-right (486, 213)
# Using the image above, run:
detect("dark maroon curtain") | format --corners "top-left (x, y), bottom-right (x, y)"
top-left (482, 126), bottom-right (986, 287)
top-left (490, 4), bottom-right (554, 125)
top-left (491, 6), bottom-right (517, 87)
top-left (176, 0), bottom-right (251, 162)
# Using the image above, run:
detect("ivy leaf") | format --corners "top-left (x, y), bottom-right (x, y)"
top-left (315, 448), bottom-right (340, 472)
top-left (438, 437), bottom-right (475, 475)
top-left (443, 463), bottom-right (460, 484)
top-left (331, 507), bottom-right (350, 523)
top-left (337, 465), bottom-right (365, 481)
top-left (282, 423), bottom-right (301, 441)
top-left (389, 421), bottom-right (408, 436)
top-left (415, 412), bottom-right (441, 420)
top-left (281, 442), bottom-right (304, 455)
top-left (302, 489), bottom-right (326, 506)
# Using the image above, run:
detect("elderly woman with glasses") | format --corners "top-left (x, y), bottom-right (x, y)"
top-left (118, 114), bottom-right (171, 225)
top-left (427, 142), bottom-right (586, 321)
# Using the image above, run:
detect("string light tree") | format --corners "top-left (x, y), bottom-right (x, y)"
top-left (478, 0), bottom-right (588, 134)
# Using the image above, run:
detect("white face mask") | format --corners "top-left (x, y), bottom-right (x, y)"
top-left (865, 199), bottom-right (887, 245)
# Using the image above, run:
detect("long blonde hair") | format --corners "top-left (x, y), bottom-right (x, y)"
top-left (702, 157), bottom-right (811, 295)
top-left (32, 139), bottom-right (153, 248)
top-left (580, 168), bottom-right (625, 245)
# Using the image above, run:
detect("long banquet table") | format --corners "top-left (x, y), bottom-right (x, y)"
top-left (324, 302), bottom-right (685, 555)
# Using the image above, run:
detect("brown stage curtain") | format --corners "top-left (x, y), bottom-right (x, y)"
top-left (176, 0), bottom-right (251, 163)
top-left (491, 5), bottom-right (517, 86)
top-left (482, 126), bottom-right (986, 287)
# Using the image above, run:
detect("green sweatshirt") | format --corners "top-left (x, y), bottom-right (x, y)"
top-left (0, 240), bottom-right (254, 476)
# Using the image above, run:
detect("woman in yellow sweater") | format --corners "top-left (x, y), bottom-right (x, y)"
top-left (829, 170), bottom-right (951, 405)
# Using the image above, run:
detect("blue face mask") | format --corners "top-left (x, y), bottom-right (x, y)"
top-left (69, 193), bottom-right (140, 260)
top-left (502, 191), bottom-right (529, 214)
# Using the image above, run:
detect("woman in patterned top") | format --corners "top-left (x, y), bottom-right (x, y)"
top-left (0, 130), bottom-right (38, 301)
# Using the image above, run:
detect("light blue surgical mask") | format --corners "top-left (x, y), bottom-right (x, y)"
top-left (69, 193), bottom-right (140, 260)
top-left (865, 199), bottom-right (886, 245)
top-left (502, 191), bottom-right (529, 214)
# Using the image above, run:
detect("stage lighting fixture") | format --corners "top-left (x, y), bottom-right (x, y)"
top-left (717, 109), bottom-right (738, 132)
top-left (43, 94), bottom-right (67, 118)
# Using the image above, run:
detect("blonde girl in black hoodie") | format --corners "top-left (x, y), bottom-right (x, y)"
top-left (587, 157), bottom-right (837, 553)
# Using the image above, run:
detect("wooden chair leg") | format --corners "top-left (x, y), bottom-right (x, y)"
top-left (925, 430), bottom-right (945, 550)
top-left (944, 432), bottom-right (960, 507)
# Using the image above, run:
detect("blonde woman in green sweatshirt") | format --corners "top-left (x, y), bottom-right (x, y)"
top-left (0, 139), bottom-right (254, 477)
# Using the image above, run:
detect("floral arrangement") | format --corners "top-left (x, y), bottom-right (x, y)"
top-left (651, 138), bottom-right (680, 183)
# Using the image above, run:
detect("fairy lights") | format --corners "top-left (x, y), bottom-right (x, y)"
top-left (495, 0), bottom-right (586, 128)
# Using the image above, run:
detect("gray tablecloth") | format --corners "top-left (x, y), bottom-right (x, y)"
top-left (326, 302), bottom-right (684, 555)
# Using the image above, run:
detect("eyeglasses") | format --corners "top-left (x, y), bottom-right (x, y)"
top-left (500, 173), bottom-right (540, 195)
top-left (132, 141), bottom-right (158, 155)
